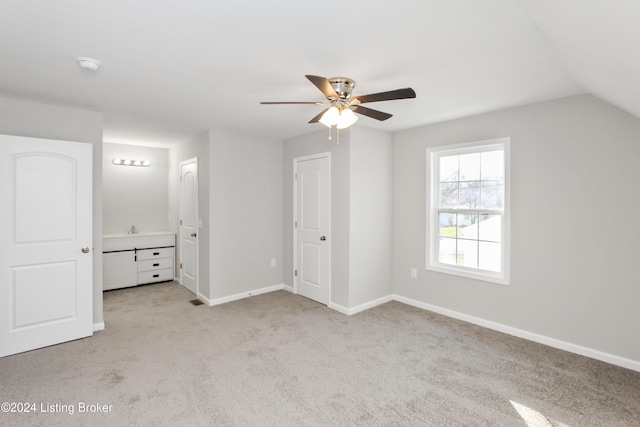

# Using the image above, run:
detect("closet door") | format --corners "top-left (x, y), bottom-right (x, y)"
top-left (0, 135), bottom-right (93, 357)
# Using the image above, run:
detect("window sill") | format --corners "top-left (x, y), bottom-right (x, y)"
top-left (425, 263), bottom-right (509, 286)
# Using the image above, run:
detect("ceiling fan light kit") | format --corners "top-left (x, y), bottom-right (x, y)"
top-left (318, 105), bottom-right (358, 129)
top-left (260, 75), bottom-right (416, 138)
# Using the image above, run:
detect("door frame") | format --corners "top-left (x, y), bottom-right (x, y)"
top-left (292, 152), bottom-right (331, 302)
top-left (178, 157), bottom-right (199, 297)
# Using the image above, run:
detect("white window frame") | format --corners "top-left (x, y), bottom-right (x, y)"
top-left (426, 137), bottom-right (511, 285)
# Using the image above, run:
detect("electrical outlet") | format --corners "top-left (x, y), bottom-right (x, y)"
top-left (271, 258), bottom-right (277, 268)
top-left (411, 268), bottom-right (417, 279)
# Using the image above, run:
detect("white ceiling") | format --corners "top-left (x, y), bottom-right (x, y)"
top-left (0, 1), bottom-right (637, 146)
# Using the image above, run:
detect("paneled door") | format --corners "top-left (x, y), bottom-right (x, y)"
top-left (294, 153), bottom-right (331, 305)
top-left (0, 135), bottom-right (93, 357)
top-left (179, 159), bottom-right (198, 295)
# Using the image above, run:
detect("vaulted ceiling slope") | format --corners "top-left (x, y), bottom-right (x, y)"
top-left (0, 1), bottom-right (637, 145)
top-left (518, 0), bottom-right (640, 122)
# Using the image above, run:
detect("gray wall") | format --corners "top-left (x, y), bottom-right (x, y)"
top-left (0, 95), bottom-right (104, 327)
top-left (103, 143), bottom-right (169, 234)
top-left (169, 129), bottom-right (283, 302)
top-left (349, 127), bottom-right (393, 307)
top-left (392, 94), bottom-right (640, 362)
top-left (283, 127), bottom-right (393, 309)
top-left (283, 129), bottom-right (351, 307)
top-left (209, 129), bottom-right (283, 299)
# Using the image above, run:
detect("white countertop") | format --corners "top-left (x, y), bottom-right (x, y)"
top-left (103, 231), bottom-right (175, 252)
top-left (104, 231), bottom-right (175, 239)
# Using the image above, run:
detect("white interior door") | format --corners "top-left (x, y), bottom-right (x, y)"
top-left (295, 154), bottom-right (331, 305)
top-left (0, 134), bottom-right (93, 358)
top-left (179, 159), bottom-right (198, 295)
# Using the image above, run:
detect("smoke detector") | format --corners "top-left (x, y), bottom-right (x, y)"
top-left (77, 57), bottom-right (100, 72)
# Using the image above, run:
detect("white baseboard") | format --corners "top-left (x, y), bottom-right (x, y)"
top-left (93, 322), bottom-right (105, 332)
top-left (393, 295), bottom-right (640, 373)
top-left (196, 293), bottom-right (213, 306)
top-left (173, 282), bottom-right (640, 372)
top-left (328, 302), bottom-right (350, 315)
top-left (282, 284), bottom-right (294, 293)
top-left (329, 294), bottom-right (394, 316)
top-left (207, 284), bottom-right (287, 307)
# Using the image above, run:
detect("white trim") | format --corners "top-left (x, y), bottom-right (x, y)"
top-left (206, 284), bottom-right (287, 307)
top-left (92, 322), bottom-right (105, 332)
top-left (394, 295), bottom-right (640, 373)
top-left (282, 284), bottom-right (294, 293)
top-left (179, 282), bottom-right (640, 371)
top-left (426, 137), bottom-right (511, 285)
top-left (328, 302), bottom-right (351, 315)
top-left (329, 294), bottom-right (394, 316)
top-left (196, 293), bottom-right (212, 306)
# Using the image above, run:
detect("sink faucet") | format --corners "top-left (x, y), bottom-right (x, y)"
top-left (128, 225), bottom-right (138, 234)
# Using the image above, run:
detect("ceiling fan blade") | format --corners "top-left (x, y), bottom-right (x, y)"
top-left (309, 108), bottom-right (329, 123)
top-left (352, 88), bottom-right (416, 104)
top-left (305, 75), bottom-right (338, 100)
top-left (260, 101), bottom-right (324, 105)
top-left (353, 105), bottom-right (393, 121)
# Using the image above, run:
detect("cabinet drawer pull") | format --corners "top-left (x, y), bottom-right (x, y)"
top-left (153, 274), bottom-right (160, 278)
top-left (153, 252), bottom-right (160, 256)
top-left (153, 263), bottom-right (160, 267)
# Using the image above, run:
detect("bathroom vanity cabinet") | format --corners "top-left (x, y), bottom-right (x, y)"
top-left (103, 232), bottom-right (175, 291)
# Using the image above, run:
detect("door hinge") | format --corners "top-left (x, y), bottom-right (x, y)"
top-left (180, 219), bottom-right (183, 225)
top-left (294, 269), bottom-right (297, 277)
top-left (295, 172), bottom-right (298, 180)
top-left (180, 263), bottom-right (183, 269)
top-left (294, 221), bottom-right (297, 228)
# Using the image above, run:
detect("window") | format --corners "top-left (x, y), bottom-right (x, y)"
top-left (426, 138), bottom-right (510, 284)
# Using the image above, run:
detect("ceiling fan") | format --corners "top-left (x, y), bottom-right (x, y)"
top-left (261, 75), bottom-right (416, 129)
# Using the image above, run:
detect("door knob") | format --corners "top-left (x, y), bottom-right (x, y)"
top-left (81, 247), bottom-right (90, 253)
top-left (191, 233), bottom-right (197, 237)
top-left (320, 236), bottom-right (326, 241)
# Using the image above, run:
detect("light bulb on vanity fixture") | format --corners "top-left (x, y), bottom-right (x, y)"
top-left (112, 159), bottom-right (150, 167)
top-left (77, 57), bottom-right (100, 73)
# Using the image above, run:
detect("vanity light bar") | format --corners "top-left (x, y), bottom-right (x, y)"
top-left (112, 159), bottom-right (150, 167)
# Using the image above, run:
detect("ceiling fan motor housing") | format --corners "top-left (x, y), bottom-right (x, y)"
top-left (328, 77), bottom-right (355, 100)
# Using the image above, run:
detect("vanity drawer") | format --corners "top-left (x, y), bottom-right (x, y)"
top-left (137, 247), bottom-right (174, 261)
top-left (138, 268), bottom-right (174, 284)
top-left (138, 258), bottom-right (174, 272)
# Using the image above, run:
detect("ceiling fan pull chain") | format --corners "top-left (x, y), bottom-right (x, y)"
top-left (337, 127), bottom-right (340, 146)
top-left (328, 125), bottom-right (332, 140)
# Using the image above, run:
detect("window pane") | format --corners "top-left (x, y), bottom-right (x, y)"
top-left (481, 150), bottom-right (503, 181)
top-left (439, 182), bottom-right (458, 208)
top-left (439, 155), bottom-right (458, 182)
top-left (459, 181), bottom-right (480, 208)
top-left (480, 181), bottom-right (503, 210)
top-left (429, 141), bottom-right (508, 282)
top-left (479, 241), bottom-right (501, 272)
top-left (459, 153), bottom-right (480, 181)
top-left (479, 214), bottom-right (501, 242)
top-left (457, 213), bottom-right (478, 239)
top-left (439, 212), bottom-right (457, 238)
top-left (457, 239), bottom-right (478, 268)
top-left (438, 237), bottom-right (457, 265)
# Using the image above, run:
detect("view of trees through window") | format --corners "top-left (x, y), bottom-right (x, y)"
top-left (437, 149), bottom-right (504, 272)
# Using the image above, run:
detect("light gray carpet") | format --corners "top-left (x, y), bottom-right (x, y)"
top-left (1, 282), bottom-right (638, 426)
